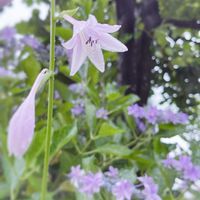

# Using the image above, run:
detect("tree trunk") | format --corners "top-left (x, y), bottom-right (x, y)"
top-left (115, 0), bottom-right (161, 105)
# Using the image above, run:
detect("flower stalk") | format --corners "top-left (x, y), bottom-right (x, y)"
top-left (41, 0), bottom-right (56, 198)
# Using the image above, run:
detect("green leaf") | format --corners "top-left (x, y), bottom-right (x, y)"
top-left (108, 94), bottom-right (139, 113)
top-left (85, 100), bottom-right (96, 130)
top-left (50, 124), bottom-right (78, 158)
top-left (119, 168), bottom-right (137, 182)
top-left (55, 27), bottom-right (72, 40)
top-left (98, 122), bottom-right (125, 138)
top-left (19, 54), bottom-right (41, 85)
top-left (25, 128), bottom-right (46, 167)
top-left (94, 144), bottom-right (132, 156)
top-left (82, 155), bottom-right (98, 171)
top-left (0, 183), bottom-right (9, 199)
top-left (59, 7), bottom-right (79, 19)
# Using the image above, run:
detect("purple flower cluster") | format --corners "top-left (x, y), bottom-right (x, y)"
top-left (0, 27), bottom-right (45, 75)
top-left (71, 99), bottom-right (85, 116)
top-left (128, 104), bottom-right (188, 131)
top-left (68, 165), bottom-right (104, 197)
top-left (96, 108), bottom-right (108, 120)
top-left (163, 155), bottom-right (200, 182)
top-left (0, 27), bottom-right (16, 43)
top-left (0, 66), bottom-right (15, 78)
top-left (68, 165), bottom-right (160, 200)
top-left (138, 175), bottom-right (161, 200)
top-left (69, 83), bottom-right (85, 95)
top-left (21, 35), bottom-right (41, 50)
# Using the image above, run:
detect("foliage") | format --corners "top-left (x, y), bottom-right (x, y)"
top-left (0, 0), bottom-right (200, 199)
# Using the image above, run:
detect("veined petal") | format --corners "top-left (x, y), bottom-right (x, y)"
top-left (96, 24), bottom-right (121, 33)
top-left (99, 33), bottom-right (128, 52)
top-left (7, 69), bottom-right (49, 157)
top-left (8, 97), bottom-right (35, 157)
top-left (62, 36), bottom-right (77, 49)
top-left (70, 36), bottom-right (87, 76)
top-left (87, 44), bottom-right (105, 72)
top-left (87, 14), bottom-right (98, 25)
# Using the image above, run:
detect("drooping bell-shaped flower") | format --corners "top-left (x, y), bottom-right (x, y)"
top-left (7, 69), bottom-right (50, 157)
top-left (62, 14), bottom-right (128, 76)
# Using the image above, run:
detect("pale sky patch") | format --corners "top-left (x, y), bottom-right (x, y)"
top-left (0, 0), bottom-right (49, 29)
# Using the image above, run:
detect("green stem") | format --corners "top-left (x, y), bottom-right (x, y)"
top-left (41, 0), bottom-right (56, 199)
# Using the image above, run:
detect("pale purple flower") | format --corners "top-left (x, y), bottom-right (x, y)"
top-left (163, 155), bottom-right (200, 183)
top-left (128, 104), bottom-right (145, 119)
top-left (160, 109), bottom-right (188, 124)
top-left (0, 27), bottom-right (16, 43)
top-left (21, 35), bottom-right (41, 49)
top-left (0, 67), bottom-right (14, 77)
top-left (7, 69), bottom-right (50, 157)
top-left (173, 112), bottom-right (188, 124)
top-left (177, 155), bottom-right (193, 171)
top-left (138, 175), bottom-right (161, 200)
top-left (69, 83), bottom-right (84, 94)
top-left (68, 165), bottom-right (85, 187)
top-left (112, 180), bottom-right (134, 200)
top-left (71, 105), bottom-right (84, 116)
top-left (145, 106), bottom-right (159, 125)
top-left (135, 119), bottom-right (146, 132)
top-left (163, 155), bottom-right (177, 168)
top-left (96, 108), bottom-right (108, 120)
top-left (80, 172), bottom-right (104, 196)
top-left (105, 166), bottom-right (119, 178)
top-left (71, 99), bottom-right (85, 116)
top-left (183, 165), bottom-right (200, 182)
top-left (62, 14), bottom-right (128, 76)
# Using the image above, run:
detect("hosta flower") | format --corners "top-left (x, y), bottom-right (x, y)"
top-left (7, 69), bottom-right (50, 157)
top-left (62, 14), bottom-right (128, 76)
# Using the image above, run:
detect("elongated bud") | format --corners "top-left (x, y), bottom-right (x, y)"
top-left (7, 68), bottom-right (51, 157)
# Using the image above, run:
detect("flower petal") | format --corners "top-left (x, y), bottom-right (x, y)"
top-left (62, 36), bottom-right (77, 49)
top-left (96, 24), bottom-right (121, 33)
top-left (87, 44), bottom-right (105, 72)
top-left (99, 33), bottom-right (128, 52)
top-left (87, 14), bottom-right (98, 25)
top-left (70, 37), bottom-right (87, 76)
top-left (63, 14), bottom-right (79, 25)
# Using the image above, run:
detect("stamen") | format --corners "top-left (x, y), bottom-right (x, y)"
top-left (85, 37), bottom-right (92, 45)
top-left (85, 37), bottom-right (98, 47)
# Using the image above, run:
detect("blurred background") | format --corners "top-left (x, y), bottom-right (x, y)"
top-left (0, 0), bottom-right (200, 199)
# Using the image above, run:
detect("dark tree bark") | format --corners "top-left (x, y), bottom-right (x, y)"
top-left (115, 0), bottom-right (136, 94)
top-left (165, 19), bottom-right (200, 30)
top-left (115, 0), bottom-right (161, 105)
top-left (115, 0), bottom-right (199, 105)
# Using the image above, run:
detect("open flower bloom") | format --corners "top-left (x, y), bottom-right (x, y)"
top-left (62, 14), bottom-right (128, 76)
top-left (7, 69), bottom-right (50, 157)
